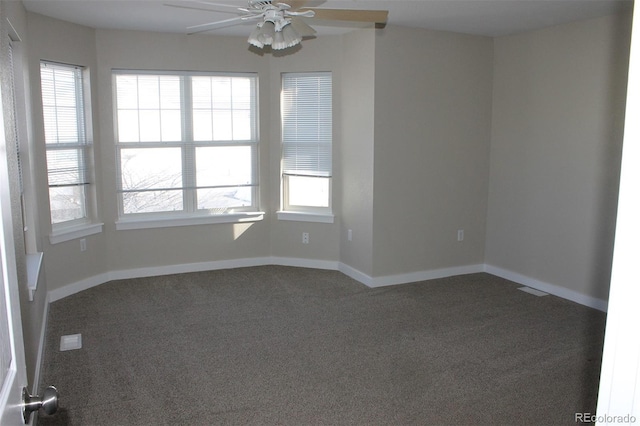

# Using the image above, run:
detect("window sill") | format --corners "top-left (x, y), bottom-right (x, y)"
top-left (26, 252), bottom-right (44, 302)
top-left (49, 222), bottom-right (104, 245)
top-left (116, 211), bottom-right (265, 231)
top-left (277, 211), bottom-right (335, 224)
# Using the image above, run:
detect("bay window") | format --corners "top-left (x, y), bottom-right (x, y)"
top-left (113, 71), bottom-right (259, 224)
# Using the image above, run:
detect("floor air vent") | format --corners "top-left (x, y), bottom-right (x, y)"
top-left (518, 287), bottom-right (549, 297)
top-left (60, 334), bottom-right (82, 351)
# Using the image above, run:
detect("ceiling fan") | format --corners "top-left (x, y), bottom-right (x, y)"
top-left (166, 0), bottom-right (388, 50)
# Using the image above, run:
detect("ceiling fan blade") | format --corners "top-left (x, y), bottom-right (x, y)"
top-left (187, 14), bottom-right (261, 34)
top-left (163, 1), bottom-right (241, 14)
top-left (290, 17), bottom-right (316, 37)
top-left (190, 1), bottom-right (247, 10)
top-left (275, 2), bottom-right (292, 10)
top-left (300, 8), bottom-right (388, 26)
top-left (285, 0), bottom-right (311, 11)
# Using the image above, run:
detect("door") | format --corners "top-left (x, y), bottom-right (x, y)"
top-left (596, 1), bottom-right (640, 419)
top-left (0, 75), bottom-right (29, 425)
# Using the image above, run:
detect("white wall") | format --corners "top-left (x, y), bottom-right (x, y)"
top-left (23, 9), bottom-right (631, 309)
top-left (27, 13), bottom-right (110, 291)
top-left (486, 14), bottom-right (632, 301)
top-left (372, 26), bottom-right (494, 277)
top-left (94, 29), bottom-right (274, 274)
top-left (339, 29), bottom-right (376, 276)
top-left (267, 36), bottom-right (343, 262)
top-left (27, 16), bottom-right (350, 292)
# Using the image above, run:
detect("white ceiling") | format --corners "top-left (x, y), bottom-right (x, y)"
top-left (22, 0), bottom-right (632, 38)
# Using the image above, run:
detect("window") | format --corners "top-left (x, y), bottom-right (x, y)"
top-left (40, 61), bottom-right (93, 228)
top-left (280, 72), bottom-right (332, 218)
top-left (114, 72), bottom-right (258, 221)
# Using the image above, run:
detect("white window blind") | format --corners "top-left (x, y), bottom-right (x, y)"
top-left (281, 72), bottom-right (332, 177)
top-left (114, 72), bottom-right (258, 217)
top-left (8, 43), bottom-right (23, 193)
top-left (40, 61), bottom-right (90, 225)
top-left (281, 72), bottom-right (332, 213)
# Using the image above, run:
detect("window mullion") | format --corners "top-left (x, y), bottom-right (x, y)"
top-left (182, 76), bottom-right (197, 212)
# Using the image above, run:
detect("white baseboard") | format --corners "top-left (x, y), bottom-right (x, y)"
top-left (484, 264), bottom-right (608, 312)
top-left (338, 263), bottom-right (374, 287)
top-left (106, 257), bottom-right (273, 282)
top-left (270, 257), bottom-right (340, 271)
top-left (48, 257), bottom-right (339, 302)
top-left (48, 272), bottom-right (111, 303)
top-left (47, 259), bottom-right (608, 312)
top-left (367, 264), bottom-right (486, 288)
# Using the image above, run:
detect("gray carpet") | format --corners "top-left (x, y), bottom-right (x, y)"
top-left (37, 266), bottom-right (605, 425)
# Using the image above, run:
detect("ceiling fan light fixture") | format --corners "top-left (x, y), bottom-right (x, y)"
top-left (248, 25), bottom-right (264, 48)
top-left (257, 20), bottom-right (276, 46)
top-left (248, 16), bottom-right (302, 50)
top-left (177, 1), bottom-right (388, 52)
top-left (279, 22), bottom-right (302, 49)
top-left (272, 30), bottom-right (286, 50)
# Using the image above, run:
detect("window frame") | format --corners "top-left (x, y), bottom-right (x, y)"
top-left (40, 60), bottom-right (100, 241)
top-left (112, 70), bottom-right (261, 226)
top-left (279, 71), bottom-right (333, 221)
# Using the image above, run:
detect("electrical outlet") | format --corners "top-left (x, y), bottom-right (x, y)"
top-left (457, 230), bottom-right (464, 242)
top-left (80, 238), bottom-right (87, 252)
top-left (302, 232), bottom-right (310, 244)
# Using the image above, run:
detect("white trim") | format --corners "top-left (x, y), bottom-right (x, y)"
top-left (26, 252), bottom-right (43, 302)
top-left (48, 258), bottom-right (270, 302)
top-left (484, 264), bottom-right (608, 312)
top-left (597, 3), bottom-right (640, 416)
top-left (107, 257), bottom-right (272, 282)
top-left (46, 260), bottom-right (608, 313)
top-left (276, 211), bottom-right (334, 223)
top-left (6, 18), bottom-right (22, 42)
top-left (48, 257), bottom-right (340, 302)
top-left (115, 212), bottom-right (265, 231)
top-left (270, 257), bottom-right (339, 270)
top-left (112, 69), bottom-right (259, 78)
top-left (48, 272), bottom-right (110, 303)
top-left (47, 259), bottom-right (481, 301)
top-left (32, 299), bottom-right (49, 396)
top-left (339, 263), bottom-right (374, 287)
top-left (367, 264), bottom-right (486, 288)
top-left (49, 222), bottom-right (103, 244)
top-left (0, 368), bottom-right (16, 420)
